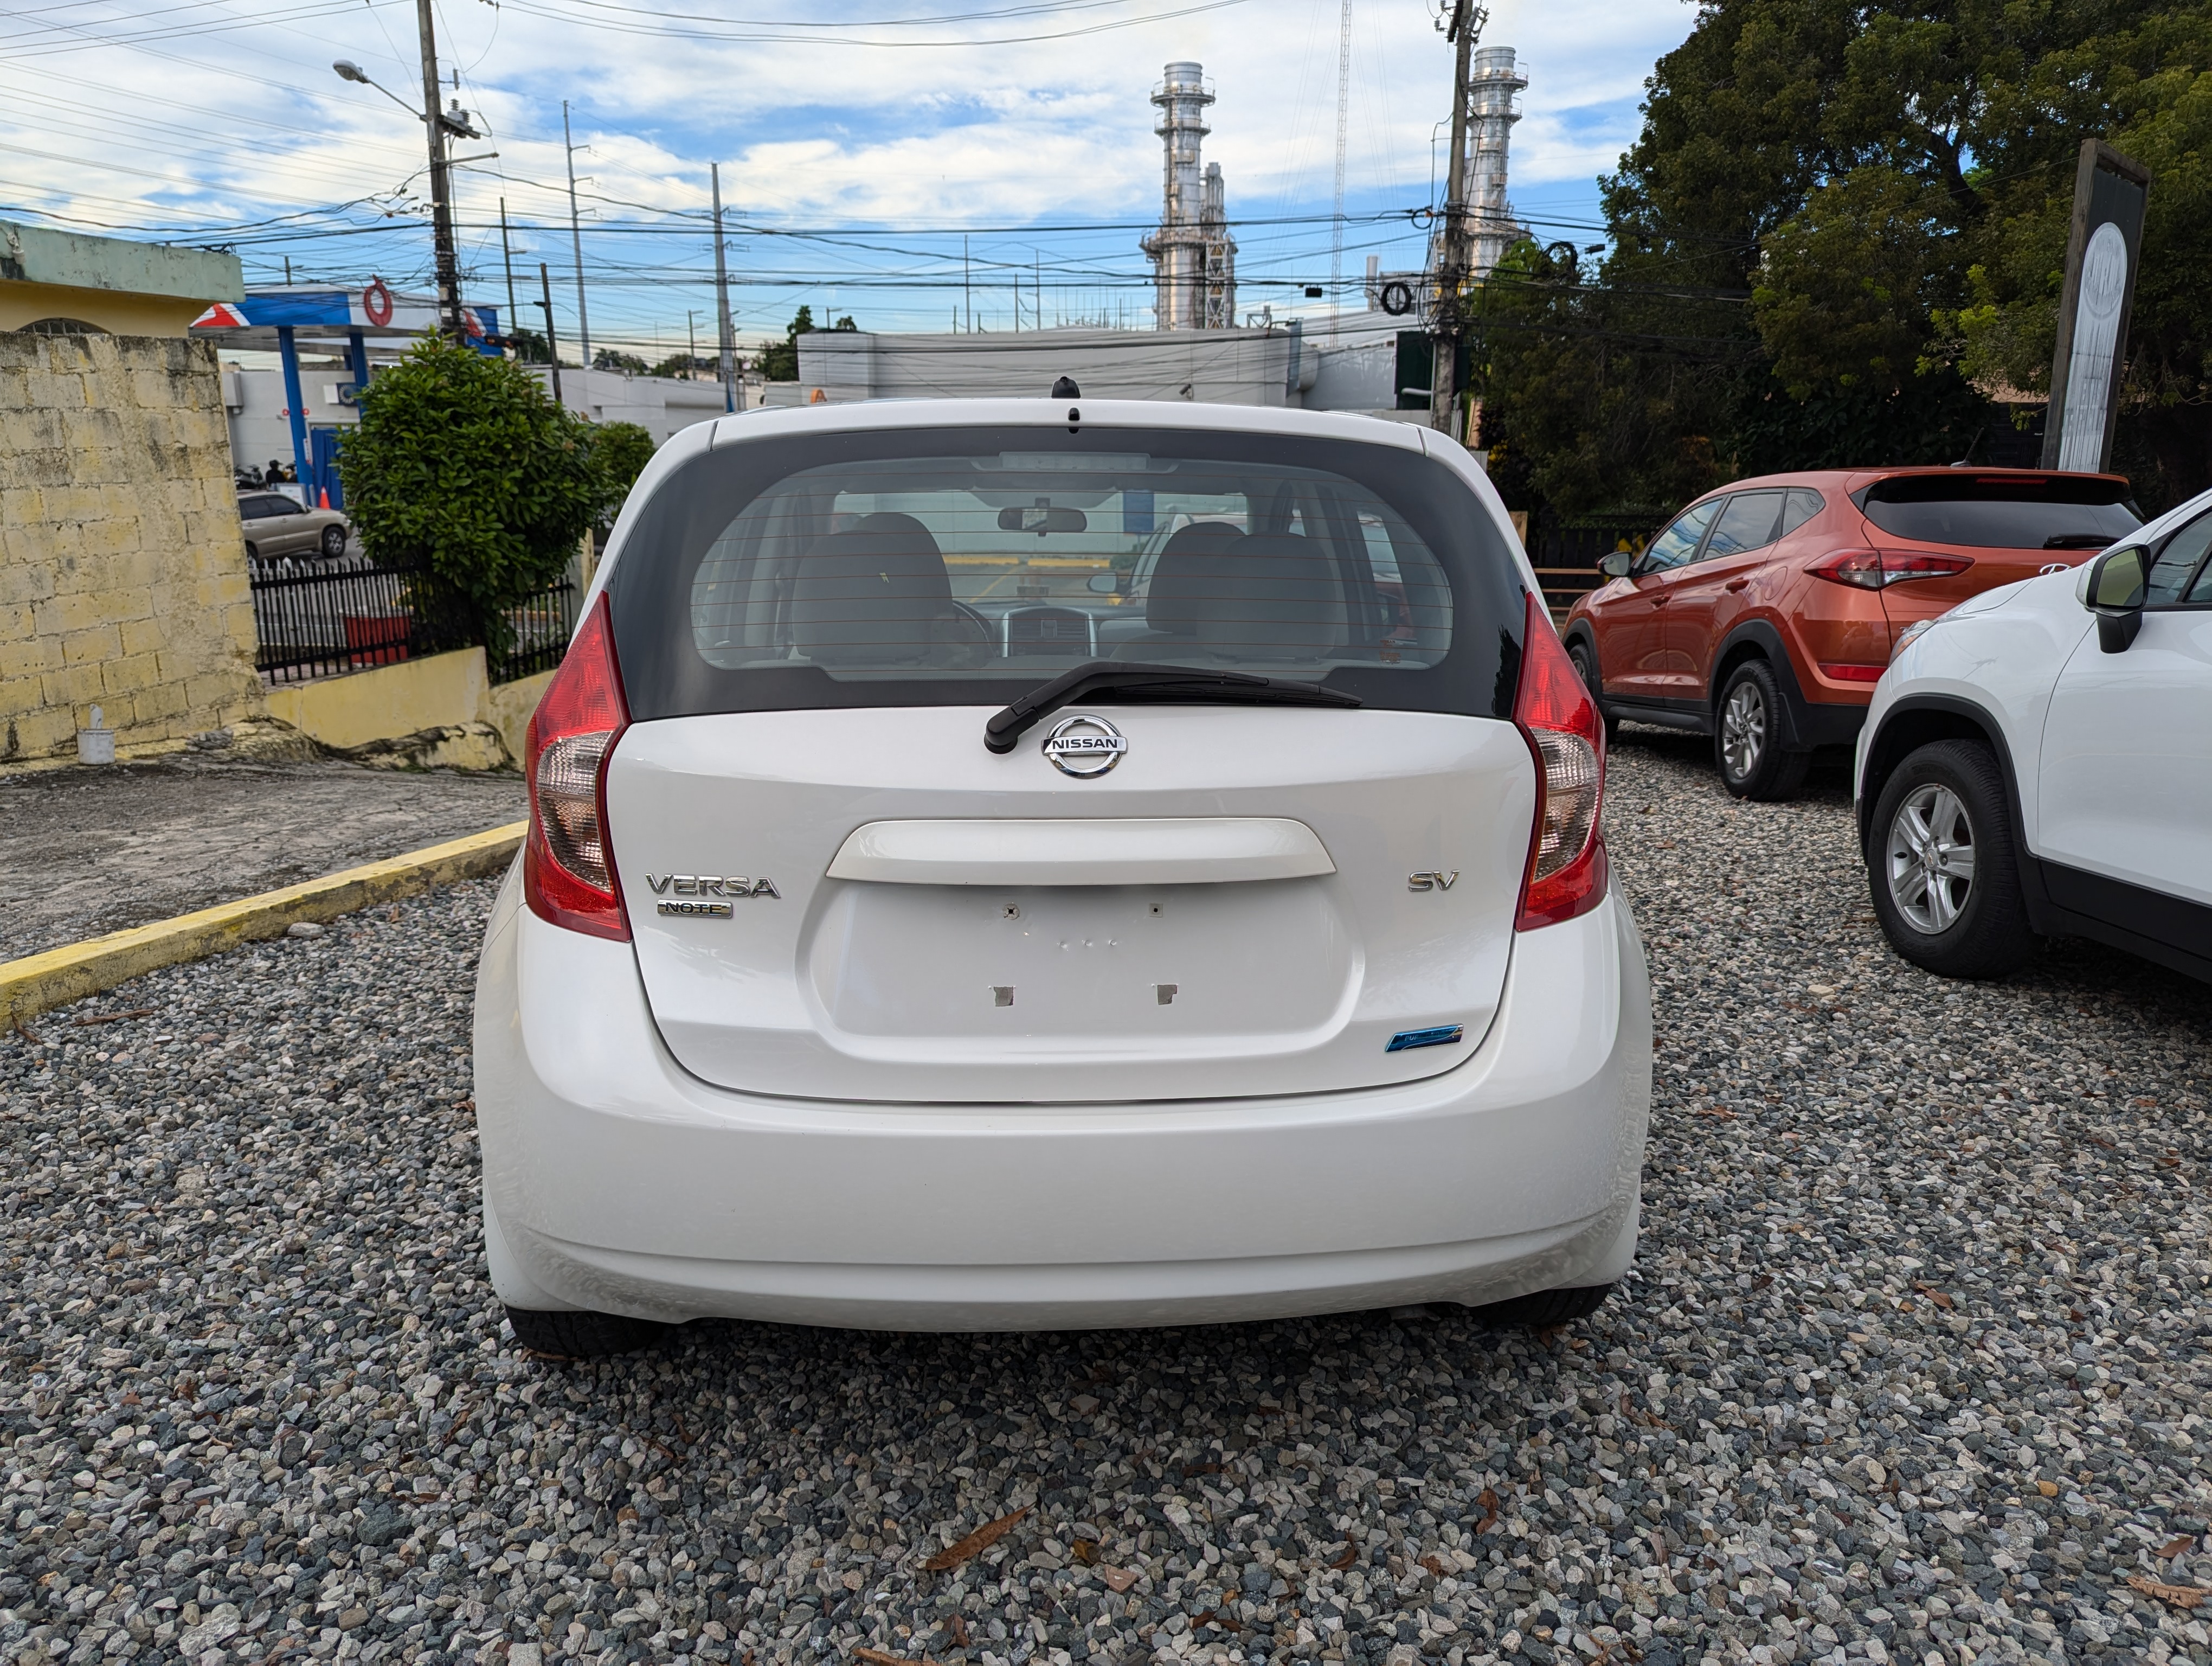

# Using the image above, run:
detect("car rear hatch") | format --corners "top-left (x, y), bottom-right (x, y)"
top-left (590, 411), bottom-right (1542, 1105)
top-left (1855, 471), bottom-right (2142, 625)
top-left (607, 704), bottom-right (1533, 1103)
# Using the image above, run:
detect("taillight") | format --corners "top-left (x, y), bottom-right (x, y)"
top-left (1818, 662), bottom-right (1887, 683)
top-left (523, 594), bottom-right (631, 940)
top-left (1810, 548), bottom-right (1975, 588)
top-left (1512, 592), bottom-right (1609, 931)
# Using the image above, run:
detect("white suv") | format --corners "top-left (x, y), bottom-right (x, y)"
top-left (1856, 485), bottom-right (2212, 982)
top-left (474, 398), bottom-right (1651, 1354)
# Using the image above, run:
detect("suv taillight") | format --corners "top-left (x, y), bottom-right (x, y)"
top-left (1810, 548), bottom-right (1975, 588)
top-left (523, 594), bottom-right (631, 940)
top-left (1512, 592), bottom-right (1609, 931)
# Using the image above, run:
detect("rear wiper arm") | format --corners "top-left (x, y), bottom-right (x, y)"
top-left (2042, 534), bottom-right (2111, 549)
top-left (985, 660), bottom-right (1360, 754)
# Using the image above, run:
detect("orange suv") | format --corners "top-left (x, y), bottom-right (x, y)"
top-left (1560, 468), bottom-right (2139, 798)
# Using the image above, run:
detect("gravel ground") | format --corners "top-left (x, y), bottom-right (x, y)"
top-left (0, 754), bottom-right (523, 963)
top-left (1, 733), bottom-right (2208, 1666)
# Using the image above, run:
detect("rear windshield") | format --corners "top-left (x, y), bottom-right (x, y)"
top-left (1857, 475), bottom-right (2140, 550)
top-left (606, 424), bottom-right (1527, 722)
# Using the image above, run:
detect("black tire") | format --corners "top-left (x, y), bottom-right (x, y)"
top-left (1866, 739), bottom-right (2035, 979)
top-left (1714, 659), bottom-right (1811, 800)
top-left (505, 1305), bottom-right (672, 1358)
top-left (320, 524), bottom-right (347, 558)
top-left (1566, 639), bottom-right (1618, 741)
top-left (243, 541), bottom-right (259, 561)
top-left (1470, 1282), bottom-right (1615, 1329)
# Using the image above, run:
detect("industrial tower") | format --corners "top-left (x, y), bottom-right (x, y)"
top-left (1141, 62), bottom-right (1238, 330)
top-left (1464, 47), bottom-right (1527, 278)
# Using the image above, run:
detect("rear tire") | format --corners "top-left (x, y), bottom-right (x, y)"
top-left (505, 1306), bottom-right (672, 1358)
top-left (1867, 739), bottom-right (2034, 979)
top-left (1470, 1283), bottom-right (1615, 1329)
top-left (1714, 659), bottom-right (1811, 800)
top-left (320, 524), bottom-right (346, 558)
top-left (1567, 639), bottom-right (1618, 741)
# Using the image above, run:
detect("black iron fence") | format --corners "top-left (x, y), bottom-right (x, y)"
top-left (249, 553), bottom-right (578, 686)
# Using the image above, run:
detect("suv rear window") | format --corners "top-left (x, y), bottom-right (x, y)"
top-left (606, 424), bottom-right (1527, 722)
top-left (1857, 475), bottom-right (2140, 550)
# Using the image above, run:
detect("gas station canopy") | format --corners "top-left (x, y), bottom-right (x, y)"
top-left (191, 282), bottom-right (505, 504)
top-left (190, 280), bottom-right (501, 351)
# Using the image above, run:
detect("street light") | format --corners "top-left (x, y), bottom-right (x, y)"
top-left (329, 24), bottom-right (470, 342)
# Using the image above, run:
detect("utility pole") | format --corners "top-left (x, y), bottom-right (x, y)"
top-left (1431, 0), bottom-right (1484, 439)
top-left (415, 0), bottom-right (464, 341)
top-left (963, 235), bottom-right (972, 332)
top-left (498, 198), bottom-right (518, 343)
top-left (711, 161), bottom-right (738, 412)
top-left (537, 262), bottom-right (564, 407)
top-left (563, 100), bottom-right (592, 369)
top-left (1329, 0), bottom-right (1352, 342)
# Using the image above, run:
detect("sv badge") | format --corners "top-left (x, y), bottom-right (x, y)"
top-left (1407, 870), bottom-right (1459, 892)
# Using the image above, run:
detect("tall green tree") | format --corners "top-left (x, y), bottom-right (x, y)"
top-left (339, 337), bottom-right (604, 670)
top-left (1478, 0), bottom-right (2211, 517)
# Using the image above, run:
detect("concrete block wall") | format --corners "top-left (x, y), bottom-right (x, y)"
top-left (0, 332), bottom-right (264, 764)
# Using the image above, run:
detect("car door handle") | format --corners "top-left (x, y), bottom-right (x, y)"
top-left (1648, 595), bottom-right (1670, 607)
top-left (1725, 579), bottom-right (1750, 593)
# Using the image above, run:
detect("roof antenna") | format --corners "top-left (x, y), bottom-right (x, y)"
top-left (1050, 376), bottom-right (1081, 398)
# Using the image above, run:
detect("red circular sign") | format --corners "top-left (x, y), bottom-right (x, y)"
top-left (363, 277), bottom-right (394, 328)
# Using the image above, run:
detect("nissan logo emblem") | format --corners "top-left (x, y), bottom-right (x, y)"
top-left (1041, 713), bottom-right (1126, 777)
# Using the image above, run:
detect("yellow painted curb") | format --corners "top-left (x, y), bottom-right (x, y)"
top-left (0, 821), bottom-right (528, 1030)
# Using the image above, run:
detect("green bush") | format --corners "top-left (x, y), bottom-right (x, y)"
top-left (339, 337), bottom-right (603, 670)
top-left (588, 421), bottom-right (656, 531)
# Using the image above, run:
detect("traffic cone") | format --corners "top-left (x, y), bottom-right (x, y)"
top-left (319, 488), bottom-right (331, 509)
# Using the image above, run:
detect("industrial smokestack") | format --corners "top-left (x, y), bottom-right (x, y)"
top-left (1465, 47), bottom-right (1528, 279)
top-left (1141, 62), bottom-right (1237, 330)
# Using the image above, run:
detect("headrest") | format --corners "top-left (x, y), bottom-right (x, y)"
top-left (1188, 531), bottom-right (1339, 662)
top-left (790, 514), bottom-right (956, 664)
top-left (1146, 521), bottom-right (1246, 635)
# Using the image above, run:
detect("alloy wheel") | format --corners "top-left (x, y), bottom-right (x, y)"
top-left (1720, 682), bottom-right (1765, 780)
top-left (1886, 783), bottom-right (1977, 934)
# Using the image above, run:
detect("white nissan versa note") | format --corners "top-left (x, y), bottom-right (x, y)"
top-left (473, 397), bottom-right (1652, 1354)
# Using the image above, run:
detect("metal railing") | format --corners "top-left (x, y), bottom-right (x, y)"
top-left (249, 553), bottom-right (577, 686)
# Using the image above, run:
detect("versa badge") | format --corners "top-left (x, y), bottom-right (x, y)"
top-left (648, 874), bottom-right (779, 918)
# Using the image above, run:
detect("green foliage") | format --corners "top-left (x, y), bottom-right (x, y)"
top-left (588, 421), bottom-right (656, 529)
top-left (338, 337), bottom-right (601, 671)
top-left (756, 306), bottom-right (859, 381)
top-left (648, 351), bottom-right (714, 379)
top-left (1479, 0), bottom-right (2212, 518)
top-left (756, 306), bottom-right (811, 381)
top-left (593, 348), bottom-right (649, 374)
top-left (506, 325), bottom-right (554, 366)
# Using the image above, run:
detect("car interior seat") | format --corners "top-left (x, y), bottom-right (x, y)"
top-left (1189, 531), bottom-right (1342, 663)
top-left (1111, 522), bottom-right (1248, 658)
top-left (789, 512), bottom-right (988, 667)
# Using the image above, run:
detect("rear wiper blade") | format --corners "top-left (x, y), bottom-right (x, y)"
top-left (2042, 534), bottom-right (2111, 549)
top-left (984, 660), bottom-right (1360, 754)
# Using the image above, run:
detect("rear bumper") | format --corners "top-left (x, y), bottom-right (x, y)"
top-left (472, 866), bottom-right (1652, 1331)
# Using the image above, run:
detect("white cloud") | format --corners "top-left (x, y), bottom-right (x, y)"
top-left (0, 0), bottom-right (1694, 340)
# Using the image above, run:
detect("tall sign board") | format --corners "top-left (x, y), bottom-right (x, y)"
top-left (2040, 140), bottom-right (2151, 472)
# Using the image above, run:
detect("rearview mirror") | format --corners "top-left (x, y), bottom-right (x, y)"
top-left (2084, 545), bottom-right (2147, 653)
top-left (1085, 571), bottom-right (1120, 593)
top-left (1597, 551), bottom-right (1634, 580)
top-left (998, 504), bottom-right (1088, 535)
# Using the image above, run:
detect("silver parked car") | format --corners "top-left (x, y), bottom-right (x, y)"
top-left (239, 491), bottom-right (349, 560)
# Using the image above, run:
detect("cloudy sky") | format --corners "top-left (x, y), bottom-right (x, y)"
top-left (0, 0), bottom-right (1695, 356)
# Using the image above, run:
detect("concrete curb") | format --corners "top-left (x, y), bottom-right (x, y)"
top-left (1, 821), bottom-right (526, 1030)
